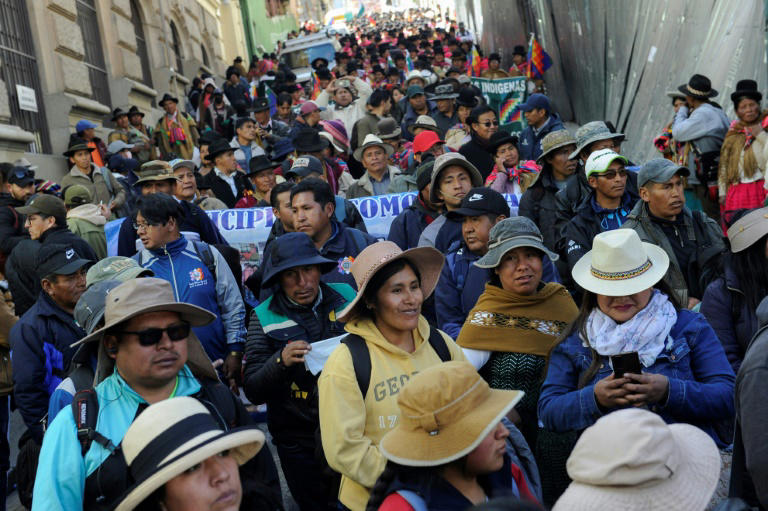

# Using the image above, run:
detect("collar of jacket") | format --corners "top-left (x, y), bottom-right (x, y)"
top-left (37, 289), bottom-right (80, 325)
top-left (582, 191), bottom-right (634, 216)
top-left (69, 163), bottom-right (104, 179)
top-left (38, 226), bottom-right (68, 244)
top-left (320, 220), bottom-right (345, 253)
top-left (150, 235), bottom-right (187, 257)
top-left (631, 200), bottom-right (694, 234)
top-left (355, 165), bottom-right (401, 194)
top-left (271, 282), bottom-right (348, 318)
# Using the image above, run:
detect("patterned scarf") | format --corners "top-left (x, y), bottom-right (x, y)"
top-left (584, 290), bottom-right (677, 368)
top-left (165, 111), bottom-right (187, 146)
top-left (457, 283), bottom-right (578, 356)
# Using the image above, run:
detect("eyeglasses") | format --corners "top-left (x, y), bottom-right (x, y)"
top-left (479, 120), bottom-right (499, 127)
top-left (133, 221), bottom-right (160, 231)
top-left (120, 321), bottom-right (191, 347)
top-left (595, 169), bottom-right (628, 180)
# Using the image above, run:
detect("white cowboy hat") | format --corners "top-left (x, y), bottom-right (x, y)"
top-left (572, 229), bottom-right (669, 296)
top-left (353, 133), bottom-right (395, 162)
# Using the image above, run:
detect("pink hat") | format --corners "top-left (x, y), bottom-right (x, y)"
top-left (299, 101), bottom-right (325, 116)
top-left (319, 119), bottom-right (350, 153)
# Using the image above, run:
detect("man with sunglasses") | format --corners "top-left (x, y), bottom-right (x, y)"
top-left (563, 148), bottom-right (639, 271)
top-left (32, 277), bottom-right (282, 511)
top-left (0, 165), bottom-right (34, 263)
top-left (131, 193), bottom-right (246, 392)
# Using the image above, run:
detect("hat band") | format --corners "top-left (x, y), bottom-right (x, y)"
top-left (129, 412), bottom-right (220, 482)
top-left (590, 258), bottom-right (652, 281)
top-left (686, 84), bottom-right (710, 96)
top-left (488, 233), bottom-right (543, 249)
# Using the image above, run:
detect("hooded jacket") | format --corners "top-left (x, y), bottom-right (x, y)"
top-left (318, 316), bottom-right (466, 511)
top-left (66, 204), bottom-right (107, 260)
top-left (345, 165), bottom-right (402, 199)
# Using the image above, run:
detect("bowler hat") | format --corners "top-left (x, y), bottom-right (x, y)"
top-left (205, 139), bottom-right (236, 162)
top-left (111, 108), bottom-right (128, 121)
top-left (261, 232), bottom-right (337, 288)
top-left (158, 93), bottom-right (179, 106)
top-left (677, 74), bottom-right (718, 99)
top-left (252, 97), bottom-right (271, 113)
top-left (127, 105), bottom-right (145, 118)
top-left (512, 45), bottom-right (526, 57)
top-left (486, 131), bottom-right (519, 154)
top-left (730, 79), bottom-right (762, 105)
top-left (456, 88), bottom-right (480, 108)
top-left (293, 129), bottom-right (329, 153)
top-left (247, 155), bottom-right (278, 176)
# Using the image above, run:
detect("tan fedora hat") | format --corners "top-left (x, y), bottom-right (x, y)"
top-left (115, 397), bottom-right (265, 511)
top-left (572, 229), bottom-right (669, 297)
top-left (727, 207), bottom-right (768, 253)
top-left (379, 361), bottom-right (523, 466)
top-left (353, 133), bottom-right (395, 162)
top-left (335, 241), bottom-right (444, 323)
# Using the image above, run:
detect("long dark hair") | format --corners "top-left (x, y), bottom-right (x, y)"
top-left (570, 280), bottom-right (681, 388)
top-left (731, 233), bottom-right (768, 311)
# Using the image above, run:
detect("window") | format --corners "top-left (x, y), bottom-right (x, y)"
top-left (0, 0), bottom-right (51, 152)
top-left (75, 0), bottom-right (111, 106)
top-left (130, 0), bottom-right (152, 86)
top-left (170, 21), bottom-right (183, 74)
top-left (201, 44), bottom-right (209, 68)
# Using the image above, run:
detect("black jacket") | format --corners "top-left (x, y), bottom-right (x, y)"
top-left (0, 194), bottom-right (27, 255)
top-left (243, 283), bottom-right (352, 446)
top-left (519, 170), bottom-right (575, 252)
top-left (458, 134), bottom-right (495, 181)
top-left (203, 170), bottom-right (253, 209)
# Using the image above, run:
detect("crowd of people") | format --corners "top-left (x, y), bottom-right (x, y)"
top-left (0, 6), bottom-right (766, 511)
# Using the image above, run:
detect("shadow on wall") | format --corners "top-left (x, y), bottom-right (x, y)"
top-left (455, 0), bottom-right (768, 163)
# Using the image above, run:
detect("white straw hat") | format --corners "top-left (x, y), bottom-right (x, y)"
top-left (572, 229), bottom-right (669, 296)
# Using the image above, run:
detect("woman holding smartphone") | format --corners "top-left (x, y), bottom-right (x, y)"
top-left (538, 229), bottom-right (735, 446)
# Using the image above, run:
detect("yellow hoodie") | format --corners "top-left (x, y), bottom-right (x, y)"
top-left (318, 315), bottom-right (465, 510)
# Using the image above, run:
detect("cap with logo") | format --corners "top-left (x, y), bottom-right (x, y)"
top-left (16, 194), bottom-right (67, 218)
top-left (585, 148), bottom-right (629, 178)
top-left (286, 155), bottom-right (324, 179)
top-left (86, 256), bottom-right (154, 287)
top-left (446, 187), bottom-right (510, 219)
top-left (7, 166), bottom-right (35, 187)
top-left (637, 158), bottom-right (689, 188)
top-left (37, 243), bottom-right (91, 280)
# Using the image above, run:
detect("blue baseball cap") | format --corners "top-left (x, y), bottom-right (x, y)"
top-left (75, 119), bottom-right (99, 133)
top-left (518, 93), bottom-right (551, 113)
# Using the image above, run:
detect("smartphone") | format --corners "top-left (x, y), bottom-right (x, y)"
top-left (610, 352), bottom-right (642, 377)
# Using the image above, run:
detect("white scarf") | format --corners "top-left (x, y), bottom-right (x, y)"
top-left (584, 290), bottom-right (677, 367)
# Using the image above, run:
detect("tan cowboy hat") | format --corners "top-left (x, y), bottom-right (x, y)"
top-left (71, 278), bottom-right (219, 381)
top-left (115, 397), bottom-right (265, 511)
top-left (353, 133), bottom-right (395, 162)
top-left (336, 241), bottom-right (444, 323)
top-left (379, 361), bottom-right (523, 466)
top-left (572, 230), bottom-right (669, 297)
top-left (727, 207), bottom-right (768, 253)
top-left (553, 409), bottom-right (720, 511)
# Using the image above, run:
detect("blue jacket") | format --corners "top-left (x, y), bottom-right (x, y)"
top-left (537, 309), bottom-right (735, 447)
top-left (400, 101), bottom-right (439, 142)
top-left (10, 292), bottom-right (85, 442)
top-left (134, 236), bottom-right (246, 361)
top-left (317, 220), bottom-right (377, 289)
top-left (387, 199), bottom-right (434, 250)
top-left (518, 114), bottom-right (565, 161)
top-left (435, 240), bottom-right (561, 339)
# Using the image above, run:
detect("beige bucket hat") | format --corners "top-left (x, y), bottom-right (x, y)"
top-left (336, 241), bottom-right (444, 322)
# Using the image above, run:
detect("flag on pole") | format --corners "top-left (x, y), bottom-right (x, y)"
top-left (265, 84), bottom-right (277, 116)
top-left (405, 53), bottom-right (414, 72)
top-left (310, 72), bottom-right (321, 100)
top-left (470, 46), bottom-right (481, 77)
top-left (387, 54), bottom-right (395, 69)
top-left (357, 2), bottom-right (364, 18)
top-left (527, 35), bottom-right (552, 79)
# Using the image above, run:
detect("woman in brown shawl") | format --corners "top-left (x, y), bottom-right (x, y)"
top-left (456, 217), bottom-right (578, 448)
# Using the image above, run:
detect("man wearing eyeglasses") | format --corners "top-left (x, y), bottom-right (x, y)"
top-left (563, 149), bottom-right (639, 271)
top-left (32, 277), bottom-right (282, 511)
top-left (0, 166), bottom-right (34, 262)
top-left (131, 193), bottom-right (246, 392)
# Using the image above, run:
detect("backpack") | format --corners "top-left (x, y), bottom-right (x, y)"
top-left (341, 327), bottom-right (452, 398)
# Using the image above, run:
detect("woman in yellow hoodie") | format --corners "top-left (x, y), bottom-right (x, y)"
top-left (318, 241), bottom-right (466, 511)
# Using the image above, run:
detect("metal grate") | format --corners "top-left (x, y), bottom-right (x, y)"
top-left (76, 0), bottom-right (111, 106)
top-left (0, 0), bottom-right (51, 152)
top-left (130, 0), bottom-right (152, 87)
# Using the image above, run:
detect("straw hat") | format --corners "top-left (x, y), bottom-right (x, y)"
top-left (572, 230), bottom-right (669, 296)
top-left (379, 361), bottom-right (523, 466)
top-left (727, 207), bottom-right (768, 253)
top-left (336, 241), bottom-right (444, 322)
top-left (114, 397), bottom-right (265, 511)
top-left (553, 409), bottom-right (720, 511)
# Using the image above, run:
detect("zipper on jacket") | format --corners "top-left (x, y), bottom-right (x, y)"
top-left (164, 246), bottom-right (180, 298)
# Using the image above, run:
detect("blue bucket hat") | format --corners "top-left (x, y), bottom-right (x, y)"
top-left (261, 232), bottom-right (338, 288)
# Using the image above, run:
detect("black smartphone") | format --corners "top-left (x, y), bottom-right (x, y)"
top-left (610, 352), bottom-right (642, 377)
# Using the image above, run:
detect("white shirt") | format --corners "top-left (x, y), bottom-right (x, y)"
top-left (214, 167), bottom-right (237, 197)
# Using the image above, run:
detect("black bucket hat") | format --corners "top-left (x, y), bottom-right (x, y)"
top-left (261, 232), bottom-right (337, 288)
top-left (456, 88), bottom-right (480, 108)
top-left (294, 129), bottom-right (329, 153)
top-left (677, 74), bottom-right (718, 99)
top-left (730, 79), bottom-right (762, 104)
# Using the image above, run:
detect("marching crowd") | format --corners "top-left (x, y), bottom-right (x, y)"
top-left (0, 7), bottom-right (767, 511)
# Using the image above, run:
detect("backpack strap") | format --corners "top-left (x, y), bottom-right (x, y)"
top-left (192, 240), bottom-right (217, 280)
top-left (341, 334), bottom-right (371, 398)
top-left (69, 365), bottom-right (95, 392)
top-left (426, 327), bottom-right (451, 362)
top-left (349, 227), bottom-right (369, 254)
top-left (394, 490), bottom-right (428, 511)
top-left (71, 389), bottom-right (115, 456)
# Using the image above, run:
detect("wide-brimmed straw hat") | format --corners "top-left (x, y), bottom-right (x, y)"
top-left (553, 408), bottom-right (719, 511)
top-left (114, 397), bottom-right (265, 511)
top-left (336, 241), bottom-right (444, 322)
top-left (727, 206), bottom-right (768, 252)
top-left (475, 217), bottom-right (558, 268)
top-left (572, 230), bottom-right (669, 296)
top-left (353, 134), bottom-right (395, 161)
top-left (379, 361), bottom-right (523, 466)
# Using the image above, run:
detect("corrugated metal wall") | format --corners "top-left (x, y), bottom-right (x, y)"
top-left (455, 0), bottom-right (768, 163)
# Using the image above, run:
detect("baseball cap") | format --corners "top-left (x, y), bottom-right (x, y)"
top-left (63, 184), bottom-right (92, 207)
top-left (74, 279), bottom-right (124, 334)
top-left (107, 140), bottom-right (135, 155)
top-left (108, 154), bottom-right (140, 173)
top-left (286, 155), bottom-right (324, 178)
top-left (7, 166), bottom-right (35, 187)
top-left (37, 243), bottom-right (91, 280)
top-left (585, 148), bottom-right (629, 178)
top-left (86, 256), bottom-right (154, 287)
top-left (16, 194), bottom-right (67, 218)
top-left (637, 158), bottom-right (689, 188)
top-left (406, 85), bottom-right (426, 98)
top-left (518, 93), bottom-right (551, 113)
top-left (413, 131), bottom-right (444, 154)
top-left (446, 188), bottom-right (510, 219)
top-left (300, 101), bottom-right (325, 116)
top-left (75, 119), bottom-right (99, 133)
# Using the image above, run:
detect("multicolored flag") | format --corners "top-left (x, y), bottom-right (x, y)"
top-left (405, 53), bottom-right (414, 72)
top-left (264, 84), bottom-right (277, 116)
top-left (527, 35), bottom-right (552, 79)
top-left (310, 72), bottom-right (321, 100)
top-left (470, 46), bottom-right (481, 77)
top-left (387, 54), bottom-right (395, 69)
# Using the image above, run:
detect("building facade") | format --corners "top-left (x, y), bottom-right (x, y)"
top-left (0, 0), bottom-right (249, 178)
top-left (240, 0), bottom-right (297, 57)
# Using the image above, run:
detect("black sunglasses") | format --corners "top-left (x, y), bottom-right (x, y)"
top-left (479, 120), bottom-right (499, 127)
top-left (120, 321), bottom-right (191, 347)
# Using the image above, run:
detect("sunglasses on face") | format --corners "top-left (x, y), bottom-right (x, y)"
top-left (120, 321), bottom-right (191, 347)
top-left (595, 169), bottom-right (628, 180)
top-left (479, 120), bottom-right (499, 127)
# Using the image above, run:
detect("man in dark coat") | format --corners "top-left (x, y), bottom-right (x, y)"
top-left (517, 93), bottom-right (565, 161)
top-left (0, 166), bottom-right (33, 262)
top-left (203, 138), bottom-right (254, 208)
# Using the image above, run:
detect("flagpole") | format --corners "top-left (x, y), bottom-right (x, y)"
top-left (526, 33), bottom-right (534, 80)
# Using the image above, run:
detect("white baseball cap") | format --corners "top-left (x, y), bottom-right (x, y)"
top-left (585, 148), bottom-right (628, 177)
